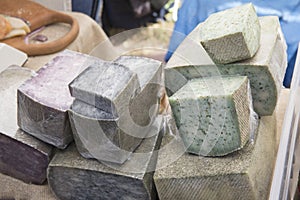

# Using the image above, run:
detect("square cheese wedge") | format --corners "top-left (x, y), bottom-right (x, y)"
top-left (169, 76), bottom-right (252, 156)
top-left (199, 3), bottom-right (260, 64)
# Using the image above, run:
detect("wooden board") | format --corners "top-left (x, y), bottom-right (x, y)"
top-left (0, 0), bottom-right (79, 56)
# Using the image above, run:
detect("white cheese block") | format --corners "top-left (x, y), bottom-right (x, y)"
top-left (199, 3), bottom-right (260, 64)
top-left (169, 76), bottom-right (251, 156)
top-left (165, 16), bottom-right (287, 116)
top-left (154, 115), bottom-right (276, 200)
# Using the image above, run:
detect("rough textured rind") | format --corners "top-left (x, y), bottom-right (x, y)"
top-left (0, 66), bottom-right (53, 184)
top-left (199, 3), bottom-right (260, 64)
top-left (69, 56), bottom-right (163, 164)
top-left (154, 115), bottom-right (276, 200)
top-left (166, 16), bottom-right (287, 116)
top-left (17, 50), bottom-right (100, 149)
top-left (169, 76), bottom-right (251, 156)
top-left (47, 124), bottom-right (164, 200)
top-left (68, 100), bottom-right (142, 164)
top-left (69, 62), bottom-right (141, 116)
top-left (114, 56), bottom-right (163, 127)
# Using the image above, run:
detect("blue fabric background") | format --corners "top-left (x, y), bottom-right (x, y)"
top-left (165, 0), bottom-right (300, 87)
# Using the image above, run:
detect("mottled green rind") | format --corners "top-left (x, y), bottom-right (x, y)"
top-left (165, 16), bottom-right (287, 116)
top-left (168, 76), bottom-right (250, 156)
top-left (199, 3), bottom-right (260, 64)
top-left (153, 115), bottom-right (276, 200)
top-left (47, 125), bottom-right (164, 200)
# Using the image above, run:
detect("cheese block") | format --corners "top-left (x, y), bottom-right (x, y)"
top-left (169, 76), bottom-right (251, 156)
top-left (0, 66), bottom-right (53, 184)
top-left (114, 56), bottom-right (163, 127)
top-left (165, 16), bottom-right (287, 116)
top-left (69, 62), bottom-right (141, 116)
top-left (47, 124), bottom-right (163, 200)
top-left (199, 3), bottom-right (260, 64)
top-left (68, 100), bottom-right (141, 164)
top-left (154, 115), bottom-right (276, 200)
top-left (17, 50), bottom-right (100, 149)
top-left (69, 56), bottom-right (162, 163)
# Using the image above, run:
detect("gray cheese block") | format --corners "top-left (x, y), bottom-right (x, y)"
top-left (68, 100), bottom-right (142, 164)
top-left (199, 3), bottom-right (260, 64)
top-left (0, 66), bottom-right (53, 184)
top-left (169, 76), bottom-right (251, 156)
top-left (69, 61), bottom-right (141, 117)
top-left (69, 56), bottom-right (163, 164)
top-left (154, 115), bottom-right (276, 200)
top-left (165, 16), bottom-right (287, 116)
top-left (114, 56), bottom-right (163, 127)
top-left (47, 124), bottom-right (164, 200)
top-left (17, 50), bottom-right (100, 149)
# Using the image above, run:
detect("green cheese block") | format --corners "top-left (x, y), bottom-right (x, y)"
top-left (199, 3), bottom-right (260, 64)
top-left (165, 16), bottom-right (287, 116)
top-left (153, 115), bottom-right (276, 200)
top-left (47, 123), bottom-right (163, 200)
top-left (169, 76), bottom-right (251, 156)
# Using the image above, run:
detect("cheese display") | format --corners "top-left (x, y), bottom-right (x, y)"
top-left (68, 56), bottom-right (163, 164)
top-left (0, 66), bottom-right (52, 184)
top-left (165, 16), bottom-right (287, 116)
top-left (154, 115), bottom-right (276, 200)
top-left (17, 50), bottom-right (99, 149)
top-left (47, 124), bottom-right (163, 200)
top-left (199, 3), bottom-right (260, 64)
top-left (169, 76), bottom-right (251, 156)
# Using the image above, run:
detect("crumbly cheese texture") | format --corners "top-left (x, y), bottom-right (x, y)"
top-left (165, 16), bottom-right (287, 116)
top-left (169, 76), bottom-right (250, 156)
top-left (199, 3), bottom-right (260, 64)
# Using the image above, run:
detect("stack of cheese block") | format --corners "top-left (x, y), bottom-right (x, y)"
top-left (155, 3), bottom-right (287, 200)
top-left (15, 49), bottom-right (164, 199)
top-left (68, 55), bottom-right (163, 164)
top-left (0, 66), bottom-right (53, 185)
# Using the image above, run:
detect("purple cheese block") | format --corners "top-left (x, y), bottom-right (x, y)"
top-left (0, 66), bottom-right (53, 184)
top-left (17, 50), bottom-right (101, 149)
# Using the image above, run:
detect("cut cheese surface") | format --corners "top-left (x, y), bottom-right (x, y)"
top-left (169, 76), bottom-right (251, 156)
top-left (199, 3), bottom-right (260, 64)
